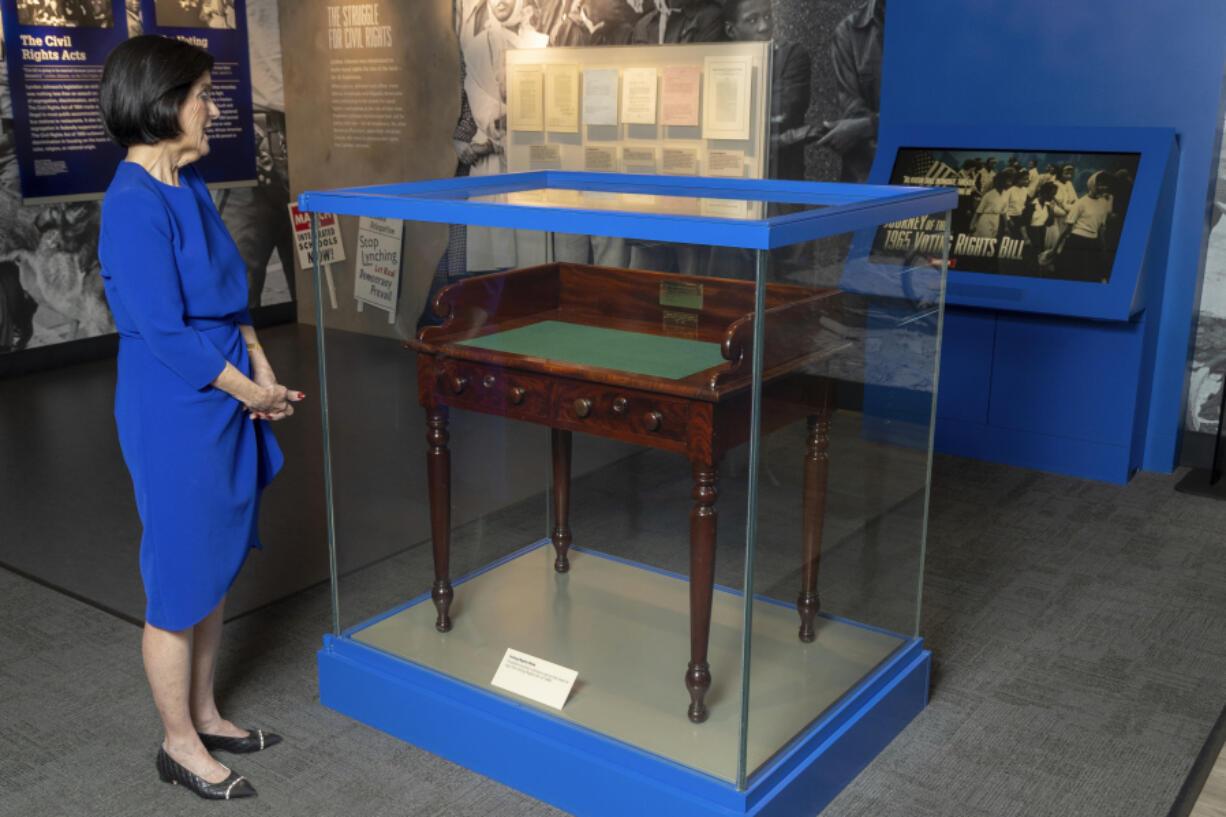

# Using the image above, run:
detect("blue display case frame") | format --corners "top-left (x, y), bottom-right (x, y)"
top-left (300, 172), bottom-right (956, 817)
top-left (298, 170), bottom-right (956, 248)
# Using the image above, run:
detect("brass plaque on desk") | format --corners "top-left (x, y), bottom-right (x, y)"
top-left (660, 281), bottom-right (703, 310)
top-left (662, 309), bottom-right (698, 338)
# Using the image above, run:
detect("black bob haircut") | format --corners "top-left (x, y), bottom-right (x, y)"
top-left (99, 35), bottom-right (214, 148)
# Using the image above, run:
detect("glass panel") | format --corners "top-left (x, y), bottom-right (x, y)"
top-left (741, 212), bottom-right (949, 786)
top-left (312, 213), bottom-right (547, 639)
top-left (317, 218), bottom-right (755, 783)
top-left (462, 189), bottom-right (810, 219)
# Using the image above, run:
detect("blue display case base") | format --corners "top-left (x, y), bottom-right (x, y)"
top-left (319, 622), bottom-right (929, 817)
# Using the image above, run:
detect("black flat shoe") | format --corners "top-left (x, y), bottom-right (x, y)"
top-left (198, 728), bottom-right (282, 754)
top-left (156, 748), bottom-right (256, 800)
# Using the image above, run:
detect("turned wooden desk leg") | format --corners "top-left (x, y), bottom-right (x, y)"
top-left (686, 459), bottom-right (719, 724)
top-left (551, 428), bottom-right (573, 573)
top-left (426, 407), bottom-right (453, 633)
top-left (798, 406), bottom-right (832, 643)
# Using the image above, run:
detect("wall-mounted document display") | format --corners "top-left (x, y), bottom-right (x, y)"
top-left (508, 63), bottom-right (544, 131)
top-left (702, 55), bottom-right (752, 141)
top-left (874, 147), bottom-right (1140, 283)
top-left (505, 42), bottom-right (769, 180)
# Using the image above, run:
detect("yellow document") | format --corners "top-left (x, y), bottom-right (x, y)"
top-left (545, 64), bottom-right (579, 133)
top-left (509, 64), bottom-right (544, 132)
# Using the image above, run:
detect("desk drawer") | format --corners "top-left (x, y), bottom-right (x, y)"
top-left (424, 356), bottom-right (692, 451)
top-left (432, 359), bottom-right (551, 423)
top-left (553, 381), bottom-right (689, 446)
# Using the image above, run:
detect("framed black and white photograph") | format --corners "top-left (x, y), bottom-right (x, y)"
top-left (153, 0), bottom-right (235, 29)
top-left (869, 125), bottom-right (1176, 321)
top-left (16, 0), bottom-right (113, 27)
top-left (874, 147), bottom-right (1140, 284)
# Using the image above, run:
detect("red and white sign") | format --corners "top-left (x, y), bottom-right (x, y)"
top-left (288, 203), bottom-right (346, 269)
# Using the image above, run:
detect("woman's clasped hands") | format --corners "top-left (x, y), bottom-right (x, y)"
top-left (244, 381), bottom-right (304, 421)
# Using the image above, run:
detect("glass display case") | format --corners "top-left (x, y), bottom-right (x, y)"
top-left (299, 171), bottom-right (955, 817)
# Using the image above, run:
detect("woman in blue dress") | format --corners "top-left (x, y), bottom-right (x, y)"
top-left (97, 35), bottom-right (303, 800)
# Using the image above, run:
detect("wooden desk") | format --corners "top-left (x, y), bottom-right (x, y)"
top-left (410, 262), bottom-right (843, 722)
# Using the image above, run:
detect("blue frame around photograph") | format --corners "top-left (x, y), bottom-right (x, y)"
top-left (298, 170), bottom-right (957, 250)
top-left (869, 124), bottom-right (1177, 321)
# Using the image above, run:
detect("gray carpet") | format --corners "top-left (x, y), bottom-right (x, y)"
top-left (4, 452), bottom-right (1226, 816)
top-left (827, 460), bottom-right (1226, 816)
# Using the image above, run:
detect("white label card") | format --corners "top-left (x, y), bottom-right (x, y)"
top-left (706, 148), bottom-right (745, 177)
top-left (528, 143), bottom-right (563, 167)
top-left (584, 145), bottom-right (618, 172)
top-left (490, 648), bottom-right (578, 710)
top-left (661, 146), bottom-right (699, 175)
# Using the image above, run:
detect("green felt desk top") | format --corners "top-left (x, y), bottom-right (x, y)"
top-left (456, 320), bottom-right (726, 380)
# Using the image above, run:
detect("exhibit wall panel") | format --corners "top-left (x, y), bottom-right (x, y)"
top-left (279, 0), bottom-right (458, 338)
top-left (881, 0), bottom-right (1226, 472)
top-left (0, 0), bottom-right (296, 367)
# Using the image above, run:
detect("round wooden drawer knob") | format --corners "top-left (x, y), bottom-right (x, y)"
top-left (612, 397), bottom-right (628, 414)
top-left (509, 387), bottom-right (526, 405)
top-left (482, 374), bottom-right (496, 389)
top-left (644, 411), bottom-right (662, 431)
top-left (450, 375), bottom-right (468, 394)
top-left (574, 398), bottom-right (593, 418)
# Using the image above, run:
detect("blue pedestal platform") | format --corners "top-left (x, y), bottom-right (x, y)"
top-left (317, 551), bottom-right (931, 817)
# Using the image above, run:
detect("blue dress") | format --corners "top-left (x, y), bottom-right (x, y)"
top-left (98, 162), bottom-right (283, 630)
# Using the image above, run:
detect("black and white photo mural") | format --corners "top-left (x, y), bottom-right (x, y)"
top-left (418, 0), bottom-right (884, 308)
top-left (1187, 124), bottom-right (1226, 439)
top-left (445, 0), bottom-right (883, 187)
